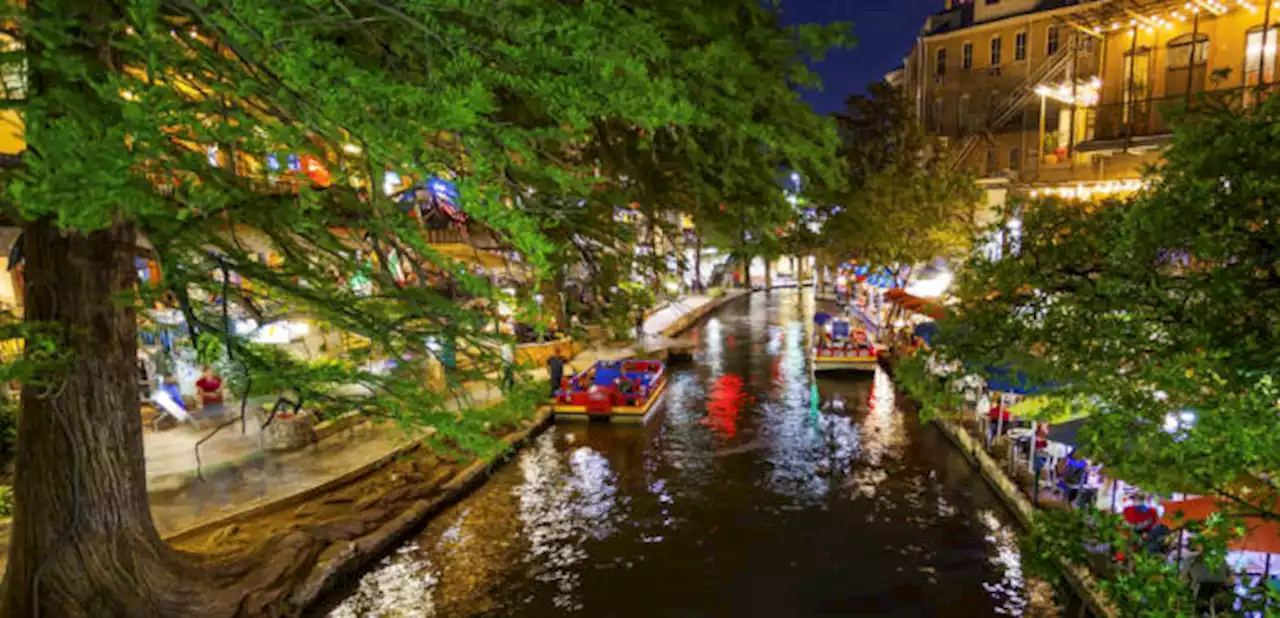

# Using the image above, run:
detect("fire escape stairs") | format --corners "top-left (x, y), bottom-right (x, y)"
top-left (948, 45), bottom-right (1074, 172)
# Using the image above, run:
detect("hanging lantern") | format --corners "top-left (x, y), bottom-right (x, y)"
top-left (300, 155), bottom-right (331, 187)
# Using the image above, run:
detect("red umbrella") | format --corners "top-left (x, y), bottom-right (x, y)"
top-left (1161, 496), bottom-right (1280, 553)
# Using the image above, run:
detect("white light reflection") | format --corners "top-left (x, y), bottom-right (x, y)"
top-left (978, 509), bottom-right (1030, 617)
top-left (328, 543), bottom-right (436, 618)
top-left (516, 437), bottom-right (619, 612)
top-left (761, 314), bottom-right (862, 503)
top-left (703, 317), bottom-right (724, 376)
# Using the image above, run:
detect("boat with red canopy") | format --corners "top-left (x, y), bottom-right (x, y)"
top-left (552, 359), bottom-right (669, 422)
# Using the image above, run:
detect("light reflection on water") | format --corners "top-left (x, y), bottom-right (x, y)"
top-left (326, 290), bottom-right (1050, 618)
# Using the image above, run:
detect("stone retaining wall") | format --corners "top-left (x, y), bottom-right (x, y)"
top-left (659, 290), bottom-right (749, 338)
top-left (933, 417), bottom-right (1117, 618)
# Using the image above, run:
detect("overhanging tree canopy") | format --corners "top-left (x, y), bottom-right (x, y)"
top-left (1, 0), bottom-right (852, 615)
top-left (902, 92), bottom-right (1280, 615)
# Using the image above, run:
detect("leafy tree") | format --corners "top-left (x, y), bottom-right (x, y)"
top-left (902, 92), bottom-right (1280, 615)
top-left (1, 0), bottom-right (851, 614)
top-left (820, 81), bottom-right (981, 274)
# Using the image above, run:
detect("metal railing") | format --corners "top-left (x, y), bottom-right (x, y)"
top-left (949, 45), bottom-right (1077, 171)
top-left (1089, 84), bottom-right (1280, 143)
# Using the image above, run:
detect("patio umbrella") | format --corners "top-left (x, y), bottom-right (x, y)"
top-left (1010, 396), bottom-right (1098, 423)
top-left (912, 321), bottom-right (938, 346)
top-left (1161, 496), bottom-right (1280, 554)
top-left (1045, 418), bottom-right (1089, 449)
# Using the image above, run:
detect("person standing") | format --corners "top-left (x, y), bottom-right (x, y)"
top-left (547, 351), bottom-right (571, 399)
top-left (500, 342), bottom-right (515, 391)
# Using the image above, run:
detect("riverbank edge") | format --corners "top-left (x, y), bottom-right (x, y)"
top-left (287, 406), bottom-right (556, 615)
top-left (659, 289), bottom-right (751, 338)
top-left (932, 416), bottom-right (1118, 618)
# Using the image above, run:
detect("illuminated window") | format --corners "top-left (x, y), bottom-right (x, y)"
top-left (1166, 34), bottom-right (1208, 70)
top-left (1246, 26), bottom-right (1279, 86)
top-left (0, 34), bottom-right (25, 100)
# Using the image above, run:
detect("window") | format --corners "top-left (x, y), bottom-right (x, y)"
top-left (963, 42), bottom-right (974, 69)
top-left (990, 37), bottom-right (1002, 66)
top-left (931, 99), bottom-right (945, 133)
top-left (1167, 34), bottom-right (1209, 97)
top-left (1009, 148), bottom-right (1021, 170)
top-left (1047, 26), bottom-right (1060, 56)
top-left (0, 33), bottom-right (24, 101)
top-left (1166, 34), bottom-right (1209, 69)
top-left (958, 95), bottom-right (971, 133)
top-left (936, 48), bottom-right (947, 76)
top-left (985, 148), bottom-right (998, 172)
top-left (1245, 26), bottom-right (1279, 86)
top-left (1122, 49), bottom-right (1151, 123)
top-left (1015, 32), bottom-right (1027, 61)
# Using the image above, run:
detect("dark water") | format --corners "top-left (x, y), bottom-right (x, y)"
top-left (327, 291), bottom-right (1040, 618)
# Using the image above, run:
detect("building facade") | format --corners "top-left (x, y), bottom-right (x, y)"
top-left (905, 0), bottom-right (1280, 208)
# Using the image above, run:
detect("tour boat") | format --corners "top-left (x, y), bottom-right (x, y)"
top-left (812, 315), bottom-right (879, 373)
top-left (552, 359), bottom-right (669, 422)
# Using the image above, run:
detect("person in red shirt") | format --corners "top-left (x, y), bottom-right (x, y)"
top-left (1123, 494), bottom-right (1159, 533)
top-left (195, 366), bottom-right (224, 409)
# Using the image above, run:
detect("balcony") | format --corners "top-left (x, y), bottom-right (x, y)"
top-left (1082, 85), bottom-right (1280, 151)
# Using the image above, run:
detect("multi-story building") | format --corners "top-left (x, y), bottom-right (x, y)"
top-left (904, 0), bottom-right (1108, 214)
top-left (905, 0), bottom-right (1280, 209)
top-left (1076, 0), bottom-right (1280, 184)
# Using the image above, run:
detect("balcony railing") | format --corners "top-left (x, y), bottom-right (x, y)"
top-left (1088, 85), bottom-right (1280, 145)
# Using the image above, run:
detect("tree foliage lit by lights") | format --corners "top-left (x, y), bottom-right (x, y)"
top-left (901, 93), bottom-right (1280, 615)
top-left (0, 0), bottom-right (850, 614)
top-left (819, 81), bottom-right (981, 271)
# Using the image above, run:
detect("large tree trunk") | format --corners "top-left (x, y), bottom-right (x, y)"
top-left (764, 259), bottom-right (773, 293)
top-left (2, 221), bottom-right (318, 617)
top-left (3, 220), bottom-right (183, 616)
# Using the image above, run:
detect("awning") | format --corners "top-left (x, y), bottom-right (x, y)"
top-left (1160, 496), bottom-right (1280, 554)
top-left (885, 288), bottom-right (947, 320)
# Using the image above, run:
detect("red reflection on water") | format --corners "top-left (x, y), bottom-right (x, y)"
top-left (701, 374), bottom-right (746, 439)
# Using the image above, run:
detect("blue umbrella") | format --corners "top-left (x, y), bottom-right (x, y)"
top-left (983, 365), bottom-right (1056, 396)
top-left (913, 322), bottom-right (938, 346)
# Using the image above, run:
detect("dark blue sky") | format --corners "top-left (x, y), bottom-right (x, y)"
top-left (779, 0), bottom-right (940, 114)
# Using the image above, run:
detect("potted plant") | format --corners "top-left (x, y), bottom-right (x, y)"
top-left (1042, 132), bottom-right (1060, 164)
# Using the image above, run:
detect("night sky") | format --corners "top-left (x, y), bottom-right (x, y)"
top-left (779, 0), bottom-right (941, 114)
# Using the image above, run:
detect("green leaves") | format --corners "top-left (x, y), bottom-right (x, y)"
top-left (914, 91), bottom-right (1280, 612)
top-left (5, 0), bottom-right (851, 456)
top-left (822, 82), bottom-right (981, 268)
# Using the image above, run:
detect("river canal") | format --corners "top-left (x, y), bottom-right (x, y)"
top-left (326, 290), bottom-right (1046, 617)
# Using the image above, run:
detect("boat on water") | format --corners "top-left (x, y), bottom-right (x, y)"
top-left (812, 313), bottom-right (879, 373)
top-left (552, 359), bottom-right (669, 422)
